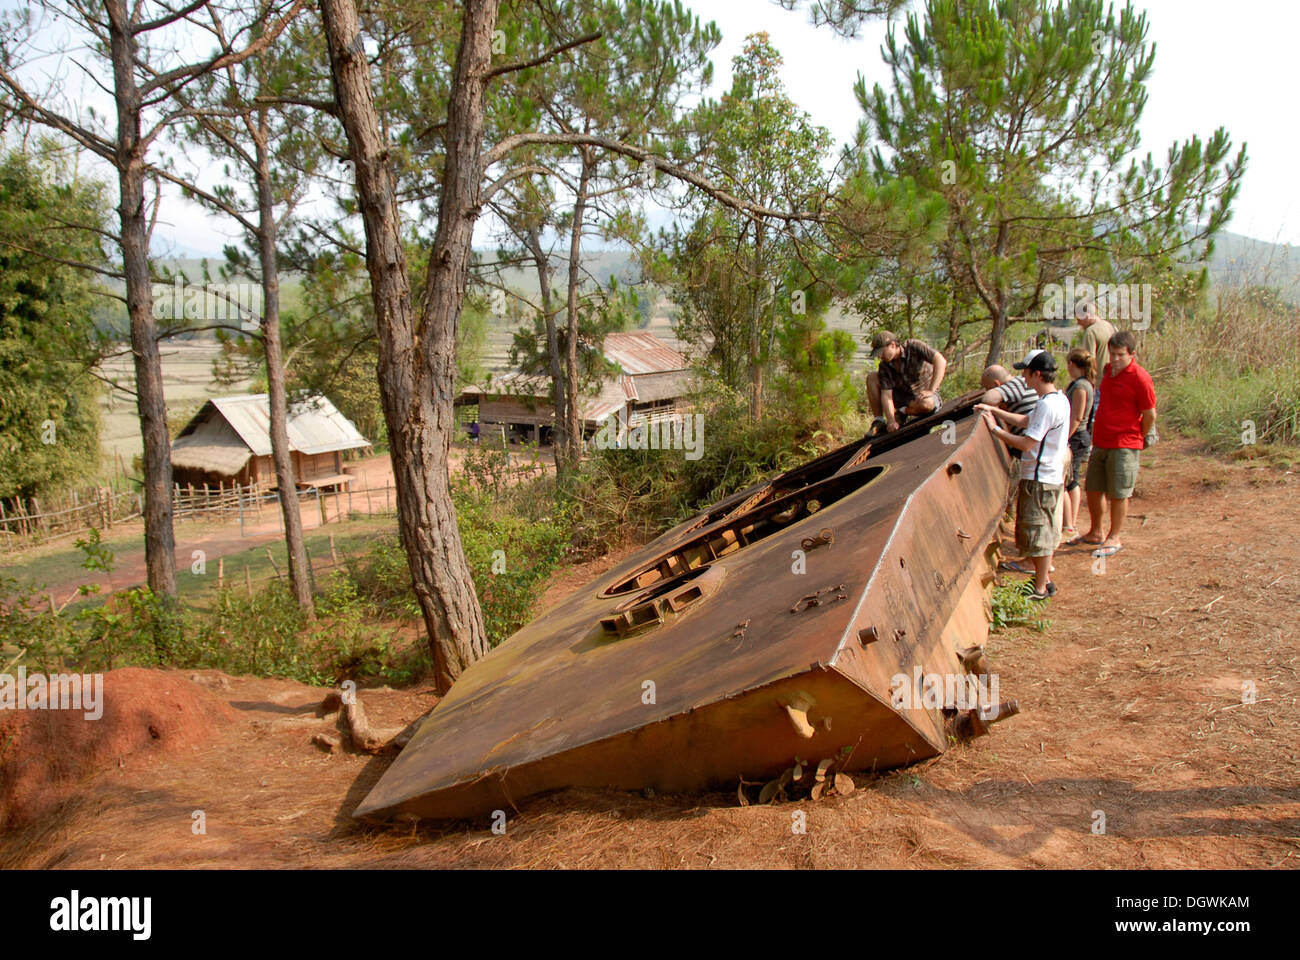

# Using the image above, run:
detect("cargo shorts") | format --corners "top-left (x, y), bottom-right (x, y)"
top-left (1015, 478), bottom-right (1063, 558)
top-left (1087, 446), bottom-right (1141, 500)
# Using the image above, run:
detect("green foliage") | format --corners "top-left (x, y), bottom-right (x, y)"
top-left (0, 146), bottom-right (110, 500)
top-left (1144, 280), bottom-right (1300, 453)
top-left (455, 489), bottom-right (570, 646)
top-left (507, 276), bottom-right (640, 389)
top-left (667, 32), bottom-right (833, 395)
top-left (565, 382), bottom-right (810, 552)
top-left (773, 310), bottom-right (858, 432)
top-left (990, 579), bottom-right (1050, 632)
top-left (854, 0), bottom-right (1246, 360)
top-left (1163, 367), bottom-right (1300, 452)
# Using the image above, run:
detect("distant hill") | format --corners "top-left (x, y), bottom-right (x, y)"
top-left (1208, 230), bottom-right (1300, 301)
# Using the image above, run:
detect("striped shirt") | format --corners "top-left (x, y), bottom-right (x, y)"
top-left (997, 376), bottom-right (1038, 432)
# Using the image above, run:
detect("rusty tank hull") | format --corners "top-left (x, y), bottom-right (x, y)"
top-left (355, 391), bottom-right (1018, 822)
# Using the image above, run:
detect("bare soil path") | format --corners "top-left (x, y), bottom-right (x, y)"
top-left (3, 437), bottom-right (1297, 868)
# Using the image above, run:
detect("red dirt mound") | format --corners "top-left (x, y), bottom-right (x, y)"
top-left (0, 667), bottom-right (235, 830)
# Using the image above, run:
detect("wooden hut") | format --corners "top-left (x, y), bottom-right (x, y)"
top-left (459, 332), bottom-right (695, 446)
top-left (170, 393), bottom-right (370, 490)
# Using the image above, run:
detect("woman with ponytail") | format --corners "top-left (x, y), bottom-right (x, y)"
top-left (1061, 348), bottom-right (1097, 538)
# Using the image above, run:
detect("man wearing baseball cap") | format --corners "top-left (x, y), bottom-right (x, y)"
top-left (977, 350), bottom-right (1071, 600)
top-left (866, 330), bottom-right (947, 436)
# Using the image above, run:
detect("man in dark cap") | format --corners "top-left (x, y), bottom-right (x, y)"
top-left (866, 330), bottom-right (947, 435)
top-left (978, 350), bottom-right (1071, 600)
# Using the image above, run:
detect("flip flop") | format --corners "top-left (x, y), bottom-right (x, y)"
top-left (1092, 544), bottom-right (1123, 558)
top-left (1065, 535), bottom-right (1103, 547)
top-left (999, 560), bottom-right (1033, 574)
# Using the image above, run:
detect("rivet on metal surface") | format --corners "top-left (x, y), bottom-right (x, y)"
top-left (858, 625), bottom-right (881, 646)
top-left (790, 583), bottom-right (849, 613)
top-left (800, 527), bottom-right (834, 552)
top-left (893, 628), bottom-right (907, 643)
top-left (947, 461), bottom-right (963, 476)
top-left (956, 528), bottom-right (972, 540)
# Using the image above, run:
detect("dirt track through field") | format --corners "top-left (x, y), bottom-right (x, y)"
top-left (3, 437), bottom-right (1297, 869)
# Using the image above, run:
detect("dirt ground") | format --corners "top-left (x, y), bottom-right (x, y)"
top-left (2, 435), bottom-right (1297, 869)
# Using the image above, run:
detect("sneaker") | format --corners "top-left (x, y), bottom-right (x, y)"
top-left (1028, 587), bottom-right (1051, 601)
top-left (866, 417), bottom-right (887, 438)
top-left (1045, 581), bottom-right (1058, 597)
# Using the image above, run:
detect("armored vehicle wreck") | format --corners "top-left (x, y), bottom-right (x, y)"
top-left (356, 392), bottom-right (1020, 822)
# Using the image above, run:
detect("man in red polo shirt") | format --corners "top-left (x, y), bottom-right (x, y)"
top-left (1073, 330), bottom-right (1157, 558)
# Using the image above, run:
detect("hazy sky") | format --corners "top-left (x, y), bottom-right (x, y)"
top-left (9, 0), bottom-right (1292, 254)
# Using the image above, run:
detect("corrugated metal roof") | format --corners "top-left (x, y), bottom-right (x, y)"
top-left (601, 332), bottom-right (688, 375)
top-left (579, 377), bottom-right (634, 424)
top-left (174, 394), bottom-right (370, 461)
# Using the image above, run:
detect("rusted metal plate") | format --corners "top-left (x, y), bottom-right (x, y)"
top-left (355, 391), bottom-right (1017, 822)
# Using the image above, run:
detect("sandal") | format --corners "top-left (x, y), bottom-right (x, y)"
top-left (1092, 544), bottom-right (1123, 558)
top-left (1065, 535), bottom-right (1103, 547)
top-left (999, 560), bottom-right (1033, 574)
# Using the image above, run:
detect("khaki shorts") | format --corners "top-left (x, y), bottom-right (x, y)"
top-left (1087, 446), bottom-right (1141, 499)
top-left (1016, 479), bottom-right (1063, 558)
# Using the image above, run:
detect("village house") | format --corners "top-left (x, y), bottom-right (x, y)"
top-left (458, 331), bottom-right (695, 446)
top-left (170, 393), bottom-right (370, 491)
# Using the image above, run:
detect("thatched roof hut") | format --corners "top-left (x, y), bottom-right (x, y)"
top-left (170, 394), bottom-right (370, 489)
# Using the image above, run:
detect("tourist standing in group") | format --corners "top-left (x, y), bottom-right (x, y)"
top-left (1071, 331), bottom-right (1157, 558)
top-left (1061, 348), bottom-right (1096, 540)
top-left (1074, 300), bottom-right (1116, 382)
top-left (979, 351), bottom-right (1071, 600)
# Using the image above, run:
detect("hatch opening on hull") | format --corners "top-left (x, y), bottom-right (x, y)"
top-left (603, 465), bottom-right (888, 598)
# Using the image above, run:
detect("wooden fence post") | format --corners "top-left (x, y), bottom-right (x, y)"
top-left (245, 565), bottom-right (252, 596)
top-left (217, 557), bottom-right (224, 590)
top-left (329, 533), bottom-right (338, 566)
top-left (265, 547), bottom-right (281, 579)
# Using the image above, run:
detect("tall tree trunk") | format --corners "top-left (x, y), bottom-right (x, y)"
top-left (108, 0), bottom-right (176, 598)
top-left (748, 223), bottom-right (765, 419)
top-left (564, 152), bottom-right (594, 464)
top-left (524, 226), bottom-right (569, 477)
top-left (943, 295), bottom-right (960, 354)
top-left (985, 299), bottom-right (1008, 367)
top-left (255, 121), bottom-right (314, 617)
top-left (321, 0), bottom-right (492, 694)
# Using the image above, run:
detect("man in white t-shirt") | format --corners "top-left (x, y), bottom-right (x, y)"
top-left (978, 350), bottom-right (1070, 600)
